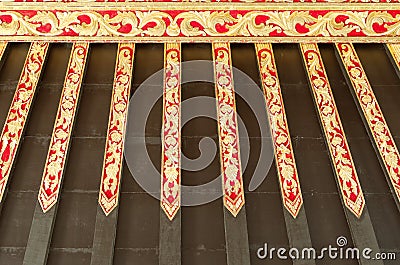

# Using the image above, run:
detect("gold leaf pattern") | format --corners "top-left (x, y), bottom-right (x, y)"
top-left (255, 43), bottom-right (303, 218)
top-left (99, 43), bottom-right (135, 216)
top-left (0, 42), bottom-right (48, 203)
top-left (387, 44), bottom-right (400, 74)
top-left (336, 43), bottom-right (400, 204)
top-left (1, 10), bottom-right (400, 42)
top-left (213, 42), bottom-right (245, 217)
top-left (161, 43), bottom-right (181, 221)
top-left (38, 43), bottom-right (88, 213)
top-left (301, 43), bottom-right (365, 217)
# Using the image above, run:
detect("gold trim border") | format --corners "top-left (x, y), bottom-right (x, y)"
top-left (1, 8), bottom-right (400, 42)
top-left (2, 2), bottom-right (399, 9)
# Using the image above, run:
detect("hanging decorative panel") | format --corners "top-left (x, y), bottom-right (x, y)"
top-left (213, 42), bottom-right (245, 217)
top-left (99, 43), bottom-right (135, 216)
top-left (336, 43), bottom-right (400, 205)
top-left (161, 43), bottom-right (182, 221)
top-left (301, 43), bottom-right (365, 218)
top-left (255, 43), bottom-right (303, 218)
top-left (0, 42), bottom-right (48, 203)
top-left (387, 44), bottom-right (400, 72)
top-left (0, 42), bottom-right (7, 62)
top-left (38, 42), bottom-right (88, 212)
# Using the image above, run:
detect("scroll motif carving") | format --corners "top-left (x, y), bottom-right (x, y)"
top-left (256, 43), bottom-right (303, 218)
top-left (39, 43), bottom-right (89, 212)
top-left (0, 42), bottom-right (48, 203)
top-left (387, 44), bottom-right (400, 73)
top-left (1, 10), bottom-right (400, 42)
top-left (161, 43), bottom-right (181, 220)
top-left (213, 42), bottom-right (245, 217)
top-left (99, 43), bottom-right (135, 216)
top-left (301, 43), bottom-right (365, 217)
top-left (336, 43), bottom-right (400, 205)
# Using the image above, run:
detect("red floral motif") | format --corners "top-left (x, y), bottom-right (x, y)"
top-left (255, 43), bottom-right (303, 218)
top-left (161, 43), bottom-right (181, 221)
top-left (38, 43), bottom-right (88, 212)
top-left (99, 43), bottom-right (135, 216)
top-left (336, 43), bottom-right (400, 206)
top-left (213, 42), bottom-right (245, 217)
top-left (0, 9), bottom-right (400, 42)
top-left (0, 42), bottom-right (48, 203)
top-left (301, 43), bottom-right (365, 217)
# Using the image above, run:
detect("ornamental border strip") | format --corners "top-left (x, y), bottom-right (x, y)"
top-left (213, 42), bottom-right (245, 217)
top-left (301, 43), bottom-right (365, 218)
top-left (99, 43), bottom-right (135, 216)
top-left (2, 0), bottom-right (400, 3)
top-left (0, 42), bottom-right (48, 204)
top-left (255, 43), bottom-right (303, 218)
top-left (1, 7), bottom-right (400, 42)
top-left (161, 42), bottom-right (182, 221)
top-left (387, 44), bottom-right (400, 72)
top-left (38, 42), bottom-right (89, 213)
top-left (336, 42), bottom-right (400, 206)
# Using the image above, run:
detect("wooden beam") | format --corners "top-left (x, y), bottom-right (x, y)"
top-left (223, 207), bottom-right (250, 265)
top-left (255, 43), bottom-right (315, 265)
top-left (283, 208), bottom-right (316, 265)
top-left (90, 206), bottom-right (119, 265)
top-left (91, 43), bottom-right (135, 265)
top-left (159, 209), bottom-right (181, 265)
top-left (23, 203), bottom-right (56, 265)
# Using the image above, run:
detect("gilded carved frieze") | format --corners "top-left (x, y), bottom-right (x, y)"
top-left (0, 5), bottom-right (399, 42)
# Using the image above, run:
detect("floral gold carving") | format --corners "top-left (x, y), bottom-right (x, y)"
top-left (99, 43), bottom-right (135, 216)
top-left (1, 10), bottom-right (400, 42)
top-left (301, 43), bottom-right (365, 217)
top-left (213, 42), bottom-right (245, 217)
top-left (161, 42), bottom-right (181, 220)
top-left (336, 43), bottom-right (400, 205)
top-left (256, 43), bottom-right (303, 218)
top-left (39, 42), bottom-right (88, 212)
top-left (0, 42), bottom-right (48, 203)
